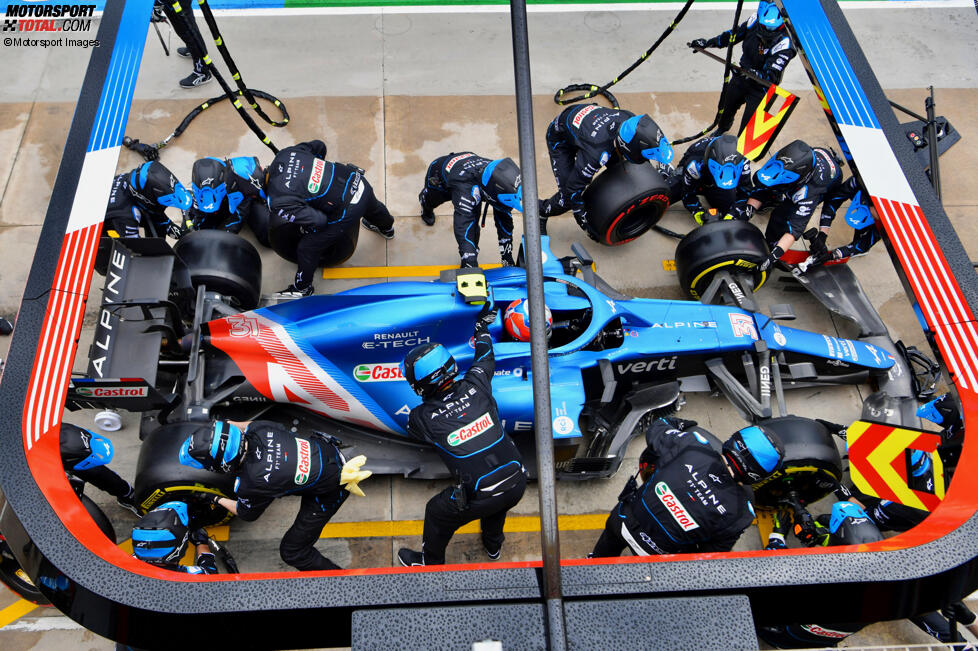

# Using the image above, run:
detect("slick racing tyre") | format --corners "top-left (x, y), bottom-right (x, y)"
top-left (268, 219), bottom-right (361, 267)
top-left (581, 160), bottom-right (670, 246)
top-left (751, 416), bottom-right (844, 507)
top-left (134, 422), bottom-right (236, 527)
top-left (674, 219), bottom-right (770, 300)
top-left (0, 494), bottom-right (114, 605)
top-left (174, 230), bottom-right (263, 310)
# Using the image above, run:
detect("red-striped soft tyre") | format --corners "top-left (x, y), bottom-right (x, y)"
top-left (581, 160), bottom-right (670, 246)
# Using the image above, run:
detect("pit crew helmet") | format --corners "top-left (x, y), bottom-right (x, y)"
top-left (756, 140), bottom-right (815, 187)
top-left (757, 2), bottom-right (784, 31)
top-left (722, 424), bottom-right (785, 484)
top-left (179, 421), bottom-right (246, 474)
top-left (504, 298), bottom-right (552, 342)
top-left (705, 135), bottom-right (746, 190)
top-left (131, 501), bottom-right (191, 564)
top-left (60, 423), bottom-right (114, 472)
top-left (402, 343), bottom-right (458, 397)
top-left (823, 501), bottom-right (883, 545)
top-left (909, 449), bottom-right (933, 479)
top-left (844, 190), bottom-right (875, 229)
top-left (480, 158), bottom-right (523, 212)
top-left (128, 161), bottom-right (192, 210)
top-left (191, 157), bottom-right (228, 214)
top-left (615, 114), bottom-right (674, 165)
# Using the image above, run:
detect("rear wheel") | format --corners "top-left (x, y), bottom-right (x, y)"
top-left (268, 221), bottom-right (360, 267)
top-left (674, 219), bottom-right (770, 300)
top-left (134, 422), bottom-right (236, 527)
top-left (582, 161), bottom-right (670, 246)
top-left (174, 230), bottom-right (262, 310)
top-left (751, 416), bottom-right (844, 507)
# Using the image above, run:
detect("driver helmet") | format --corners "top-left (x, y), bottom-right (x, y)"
top-left (722, 424), bottom-right (785, 484)
top-left (614, 114), bottom-right (674, 165)
top-left (60, 423), bottom-right (114, 472)
top-left (402, 343), bottom-right (458, 397)
top-left (128, 161), bottom-right (192, 210)
top-left (757, 1), bottom-right (785, 31)
top-left (179, 421), bottom-right (246, 474)
top-left (504, 298), bottom-right (552, 342)
top-left (704, 135), bottom-right (747, 190)
top-left (191, 157), bottom-right (228, 214)
top-left (480, 158), bottom-right (523, 212)
top-left (131, 501), bottom-right (191, 564)
top-left (756, 140), bottom-right (815, 188)
top-left (822, 501), bottom-right (883, 545)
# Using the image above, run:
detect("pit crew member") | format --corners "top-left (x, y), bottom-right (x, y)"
top-left (743, 140), bottom-right (844, 272)
top-left (60, 422), bottom-right (140, 516)
top-left (669, 134), bottom-right (753, 222)
top-left (590, 417), bottom-right (784, 556)
top-left (266, 140), bottom-right (395, 298)
top-left (152, 0), bottom-right (211, 89)
top-left (131, 501), bottom-right (218, 574)
top-left (687, 2), bottom-right (796, 136)
top-left (102, 161), bottom-right (192, 240)
top-left (539, 103), bottom-right (672, 234)
top-left (187, 156), bottom-right (269, 238)
top-left (418, 153), bottom-right (522, 267)
top-left (397, 301), bottom-right (527, 566)
top-left (179, 420), bottom-right (371, 571)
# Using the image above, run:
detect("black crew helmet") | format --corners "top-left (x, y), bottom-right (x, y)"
top-left (480, 158), bottom-right (523, 212)
top-left (756, 140), bottom-right (815, 187)
top-left (60, 423), bottom-right (114, 472)
top-left (131, 501), bottom-right (191, 564)
top-left (178, 421), bottom-right (246, 473)
top-left (705, 135), bottom-right (747, 190)
top-left (722, 424), bottom-right (785, 484)
top-left (191, 157), bottom-right (228, 214)
top-left (401, 343), bottom-right (458, 397)
top-left (614, 114), bottom-right (674, 165)
top-left (823, 501), bottom-right (883, 545)
top-left (128, 161), bottom-right (192, 210)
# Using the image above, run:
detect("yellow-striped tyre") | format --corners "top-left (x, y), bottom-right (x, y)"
top-left (674, 219), bottom-right (770, 301)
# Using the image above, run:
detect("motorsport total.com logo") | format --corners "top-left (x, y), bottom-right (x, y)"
top-left (3, 3), bottom-right (96, 33)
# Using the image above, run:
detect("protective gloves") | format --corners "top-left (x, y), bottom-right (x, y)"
top-left (477, 299), bottom-right (497, 327)
top-left (166, 221), bottom-right (187, 240)
top-left (688, 38), bottom-right (708, 49)
top-left (765, 509), bottom-right (791, 550)
top-left (759, 245), bottom-right (784, 273)
top-left (340, 455), bottom-right (372, 497)
top-left (189, 528), bottom-right (209, 546)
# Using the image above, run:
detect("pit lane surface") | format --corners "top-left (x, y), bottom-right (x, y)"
top-left (0, 2), bottom-right (976, 648)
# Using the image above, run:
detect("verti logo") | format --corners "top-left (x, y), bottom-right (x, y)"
top-left (654, 482), bottom-right (700, 531)
top-left (307, 158), bottom-right (326, 193)
top-left (447, 412), bottom-right (493, 447)
top-left (294, 438), bottom-right (311, 485)
top-left (353, 363), bottom-right (404, 382)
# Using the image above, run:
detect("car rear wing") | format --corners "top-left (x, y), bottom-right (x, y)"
top-left (86, 238), bottom-right (184, 385)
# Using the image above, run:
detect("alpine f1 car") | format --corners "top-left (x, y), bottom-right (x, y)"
top-left (65, 228), bottom-right (912, 515)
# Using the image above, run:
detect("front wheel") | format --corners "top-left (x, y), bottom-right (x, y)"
top-left (674, 219), bottom-right (770, 300)
top-left (751, 416), bottom-right (844, 507)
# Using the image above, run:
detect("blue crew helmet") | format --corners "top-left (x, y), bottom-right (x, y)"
top-left (756, 140), bottom-right (815, 187)
top-left (722, 424), bottom-right (785, 484)
top-left (481, 158), bottom-right (523, 212)
top-left (615, 114), bottom-right (674, 165)
top-left (179, 421), bottom-right (246, 473)
top-left (129, 161), bottom-right (192, 210)
top-left (401, 343), bottom-right (458, 397)
top-left (60, 423), bottom-right (114, 472)
top-left (131, 501), bottom-right (191, 564)
top-left (705, 135), bottom-right (747, 190)
top-left (191, 157), bottom-right (228, 214)
top-left (757, 1), bottom-right (784, 30)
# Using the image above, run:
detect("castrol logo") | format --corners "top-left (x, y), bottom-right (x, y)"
top-left (308, 158), bottom-right (326, 193)
top-left (654, 482), bottom-right (700, 531)
top-left (572, 104), bottom-right (599, 128)
top-left (294, 438), bottom-right (311, 485)
top-left (447, 412), bottom-right (493, 447)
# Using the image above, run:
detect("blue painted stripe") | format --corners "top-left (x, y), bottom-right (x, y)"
top-left (783, 0), bottom-right (879, 129)
top-left (87, 0), bottom-right (153, 152)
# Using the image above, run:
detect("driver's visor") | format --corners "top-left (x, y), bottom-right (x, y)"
top-left (642, 137), bottom-right (674, 165)
top-left (707, 159), bottom-right (743, 189)
top-left (757, 159), bottom-right (800, 186)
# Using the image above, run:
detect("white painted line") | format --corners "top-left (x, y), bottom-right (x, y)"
top-left (2, 616), bottom-right (85, 632)
top-left (204, 1), bottom-right (974, 18)
top-left (840, 125), bottom-right (917, 205)
top-left (65, 147), bottom-right (122, 234)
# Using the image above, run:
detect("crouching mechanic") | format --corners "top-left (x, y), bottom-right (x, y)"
top-left (591, 417), bottom-right (784, 556)
top-left (131, 501), bottom-right (217, 574)
top-left (266, 140), bottom-right (395, 297)
top-left (670, 134), bottom-right (753, 223)
top-left (539, 103), bottom-right (672, 234)
top-left (744, 140), bottom-right (844, 272)
top-left (102, 161), bottom-right (192, 240)
top-left (60, 422), bottom-right (140, 516)
top-left (187, 156), bottom-right (269, 237)
top-left (398, 301), bottom-right (527, 566)
top-left (178, 420), bottom-right (372, 571)
top-left (418, 153), bottom-right (522, 267)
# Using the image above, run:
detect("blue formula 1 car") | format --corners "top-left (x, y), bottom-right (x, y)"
top-left (68, 231), bottom-right (902, 496)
